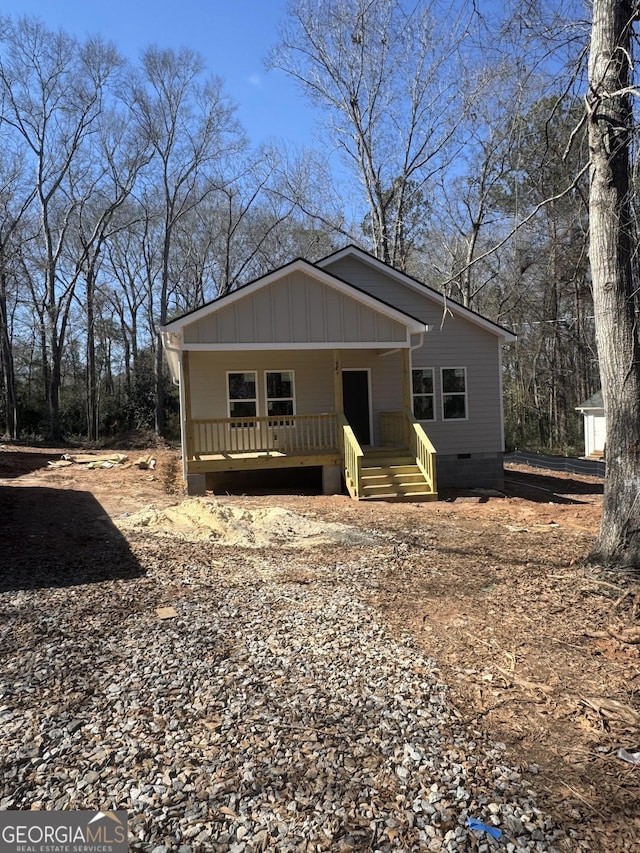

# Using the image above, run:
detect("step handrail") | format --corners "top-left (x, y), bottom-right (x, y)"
top-left (406, 410), bottom-right (437, 494)
top-left (338, 413), bottom-right (364, 498)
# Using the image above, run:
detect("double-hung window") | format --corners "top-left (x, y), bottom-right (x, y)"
top-left (227, 371), bottom-right (257, 422)
top-left (441, 367), bottom-right (467, 420)
top-left (266, 371), bottom-right (295, 424)
top-left (412, 368), bottom-right (435, 421)
top-left (227, 370), bottom-right (296, 424)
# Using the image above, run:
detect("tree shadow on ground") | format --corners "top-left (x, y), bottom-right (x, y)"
top-left (0, 485), bottom-right (144, 591)
top-left (0, 450), bottom-right (62, 479)
top-left (503, 468), bottom-right (604, 503)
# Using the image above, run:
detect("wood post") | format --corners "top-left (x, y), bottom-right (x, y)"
top-left (333, 350), bottom-right (343, 414)
top-left (401, 348), bottom-right (411, 447)
top-left (182, 351), bottom-right (194, 461)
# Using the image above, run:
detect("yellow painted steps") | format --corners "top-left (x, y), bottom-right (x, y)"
top-left (358, 453), bottom-right (436, 501)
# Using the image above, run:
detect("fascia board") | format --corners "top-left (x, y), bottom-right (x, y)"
top-left (180, 339), bottom-right (414, 351)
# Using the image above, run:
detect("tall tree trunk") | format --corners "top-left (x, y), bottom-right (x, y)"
top-left (48, 341), bottom-right (62, 441)
top-left (86, 268), bottom-right (98, 442)
top-left (588, 0), bottom-right (640, 568)
top-left (0, 273), bottom-right (18, 440)
top-left (155, 229), bottom-right (170, 437)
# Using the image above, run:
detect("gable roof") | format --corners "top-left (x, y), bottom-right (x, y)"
top-left (161, 256), bottom-right (430, 338)
top-left (317, 245), bottom-right (517, 343)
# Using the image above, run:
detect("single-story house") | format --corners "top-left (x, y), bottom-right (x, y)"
top-left (576, 390), bottom-right (605, 458)
top-left (161, 245), bottom-right (516, 500)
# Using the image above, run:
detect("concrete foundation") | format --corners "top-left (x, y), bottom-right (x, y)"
top-left (436, 452), bottom-right (504, 491)
top-left (186, 473), bottom-right (207, 496)
top-left (322, 464), bottom-right (343, 495)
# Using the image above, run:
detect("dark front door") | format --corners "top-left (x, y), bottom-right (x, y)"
top-left (342, 370), bottom-right (371, 445)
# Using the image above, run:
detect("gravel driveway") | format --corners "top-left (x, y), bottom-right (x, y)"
top-left (0, 524), bottom-right (567, 852)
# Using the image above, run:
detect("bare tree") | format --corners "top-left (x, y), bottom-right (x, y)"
top-left (0, 136), bottom-right (36, 439)
top-left (587, 0), bottom-right (640, 568)
top-left (129, 46), bottom-right (244, 435)
top-left (104, 211), bottom-right (152, 398)
top-left (68, 110), bottom-right (151, 439)
top-left (0, 17), bottom-right (122, 439)
top-left (270, 0), bottom-right (477, 270)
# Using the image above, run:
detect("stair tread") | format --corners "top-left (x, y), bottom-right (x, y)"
top-left (361, 465), bottom-right (420, 472)
top-left (350, 450), bottom-right (436, 500)
top-left (361, 491), bottom-right (437, 501)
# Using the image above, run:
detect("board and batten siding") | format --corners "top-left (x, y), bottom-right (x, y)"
top-left (183, 271), bottom-right (407, 345)
top-left (325, 256), bottom-right (504, 455)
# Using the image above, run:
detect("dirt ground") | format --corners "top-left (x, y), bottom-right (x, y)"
top-left (1, 442), bottom-right (639, 851)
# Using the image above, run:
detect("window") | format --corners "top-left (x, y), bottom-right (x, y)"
top-left (412, 368), bottom-right (435, 421)
top-left (266, 370), bottom-right (295, 422)
top-left (227, 371), bottom-right (257, 419)
top-left (441, 367), bottom-right (467, 420)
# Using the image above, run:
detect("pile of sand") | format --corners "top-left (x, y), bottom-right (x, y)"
top-left (115, 498), bottom-right (373, 548)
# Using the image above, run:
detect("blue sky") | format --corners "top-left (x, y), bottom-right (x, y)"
top-left (1, 0), bottom-right (320, 149)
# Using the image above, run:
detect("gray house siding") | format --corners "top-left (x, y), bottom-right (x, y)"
top-left (324, 256), bottom-right (505, 457)
top-left (412, 320), bottom-right (502, 454)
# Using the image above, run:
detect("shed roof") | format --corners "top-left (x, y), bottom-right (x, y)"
top-left (576, 390), bottom-right (604, 411)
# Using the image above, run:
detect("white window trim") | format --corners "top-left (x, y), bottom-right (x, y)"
top-left (440, 366), bottom-right (468, 421)
top-left (411, 366), bottom-right (436, 422)
top-left (226, 369), bottom-right (258, 419)
top-left (264, 369), bottom-right (296, 419)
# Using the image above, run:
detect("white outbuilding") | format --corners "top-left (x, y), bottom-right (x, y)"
top-left (576, 390), bottom-right (605, 459)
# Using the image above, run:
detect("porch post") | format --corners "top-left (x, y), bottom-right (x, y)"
top-left (333, 349), bottom-right (343, 414)
top-left (402, 348), bottom-right (412, 447)
top-left (182, 351), bottom-right (194, 462)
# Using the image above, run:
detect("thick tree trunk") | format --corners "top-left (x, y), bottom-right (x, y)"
top-left (588, 0), bottom-right (640, 568)
top-left (48, 350), bottom-right (62, 442)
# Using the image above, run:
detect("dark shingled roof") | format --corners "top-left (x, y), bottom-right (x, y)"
top-left (576, 390), bottom-right (603, 410)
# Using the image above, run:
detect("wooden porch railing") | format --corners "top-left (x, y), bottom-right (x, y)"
top-left (381, 410), bottom-right (437, 494)
top-left (189, 413), bottom-right (338, 457)
top-left (408, 412), bottom-right (438, 494)
top-left (338, 413), bottom-right (364, 498)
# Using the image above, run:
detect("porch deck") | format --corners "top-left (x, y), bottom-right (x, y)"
top-left (186, 447), bottom-right (343, 473)
top-left (186, 413), bottom-right (341, 473)
top-left (184, 410), bottom-right (437, 499)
